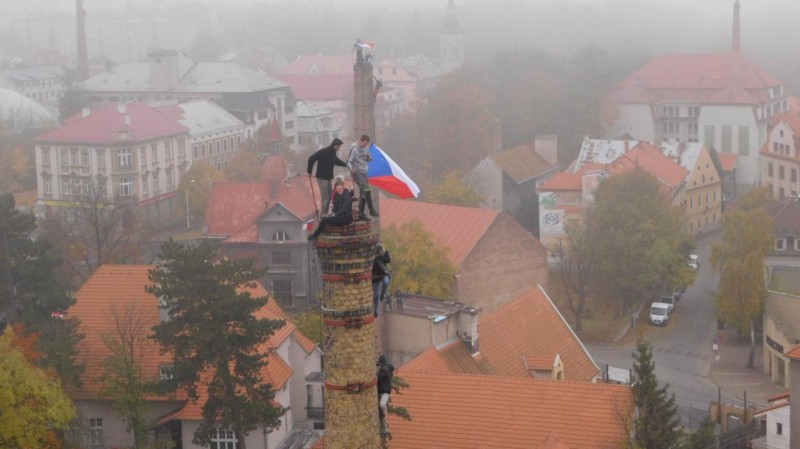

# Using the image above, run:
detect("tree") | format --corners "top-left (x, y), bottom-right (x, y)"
top-left (148, 240), bottom-right (285, 448)
top-left (100, 305), bottom-right (152, 449)
top-left (176, 161), bottom-right (225, 229)
top-left (0, 194), bottom-right (84, 389)
top-left (0, 147), bottom-right (34, 194)
top-left (0, 327), bottom-right (76, 449)
top-left (631, 339), bottom-right (681, 449)
top-left (710, 188), bottom-right (773, 368)
top-left (681, 416), bottom-right (716, 449)
top-left (589, 171), bottom-right (693, 317)
top-left (424, 170), bottom-right (483, 207)
top-left (224, 151), bottom-right (264, 182)
top-left (556, 219), bottom-right (596, 334)
top-left (39, 186), bottom-right (153, 286)
top-left (380, 220), bottom-right (457, 299)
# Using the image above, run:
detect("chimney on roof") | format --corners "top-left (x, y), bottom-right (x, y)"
top-left (117, 103), bottom-right (126, 114)
top-left (124, 114), bottom-right (131, 126)
top-left (732, 0), bottom-right (741, 54)
top-left (75, 0), bottom-right (90, 81)
top-left (81, 107), bottom-right (90, 118)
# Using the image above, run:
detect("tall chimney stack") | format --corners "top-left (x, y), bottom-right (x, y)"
top-left (75, 0), bottom-right (90, 81)
top-left (732, 0), bottom-right (741, 54)
top-left (353, 48), bottom-right (376, 143)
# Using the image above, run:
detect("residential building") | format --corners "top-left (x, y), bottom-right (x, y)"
top-left (761, 115), bottom-right (800, 200)
top-left (763, 267), bottom-right (800, 388)
top-left (204, 156), bottom-right (321, 312)
top-left (34, 101), bottom-right (190, 224)
top-left (295, 102), bottom-right (343, 152)
top-left (158, 100), bottom-right (246, 171)
top-left (381, 197), bottom-right (549, 311)
top-left (662, 142), bottom-right (724, 235)
top-left (0, 64), bottom-right (66, 110)
top-left (470, 135), bottom-right (560, 233)
top-left (0, 87), bottom-right (57, 133)
top-left (607, 2), bottom-right (787, 190)
top-left (80, 50), bottom-right (296, 146)
top-left (764, 197), bottom-right (800, 267)
top-left (752, 393), bottom-right (791, 449)
top-left (68, 265), bottom-right (323, 449)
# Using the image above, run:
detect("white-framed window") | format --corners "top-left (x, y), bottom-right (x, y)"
top-left (165, 140), bottom-right (173, 162)
top-left (80, 149), bottom-right (90, 168)
top-left (140, 147), bottom-right (147, 168)
top-left (70, 148), bottom-right (80, 166)
top-left (272, 280), bottom-right (294, 308)
top-left (42, 147), bottom-right (51, 167)
top-left (177, 138), bottom-right (186, 159)
top-left (98, 180), bottom-right (107, 197)
top-left (117, 148), bottom-right (132, 169)
top-left (795, 239), bottom-right (800, 251)
top-left (153, 174), bottom-right (160, 193)
top-left (193, 145), bottom-right (199, 158)
top-left (60, 148), bottom-right (69, 168)
top-left (159, 364), bottom-right (174, 380)
top-left (119, 178), bottom-right (133, 197)
top-left (141, 175), bottom-right (149, 195)
top-left (43, 178), bottom-right (52, 195)
top-left (96, 149), bottom-right (106, 170)
top-left (209, 428), bottom-right (238, 449)
top-left (776, 238), bottom-right (786, 251)
top-left (151, 144), bottom-right (158, 164)
top-left (166, 169), bottom-right (174, 189)
top-left (89, 418), bottom-right (104, 448)
top-left (272, 231), bottom-right (289, 241)
top-left (61, 179), bottom-right (72, 196)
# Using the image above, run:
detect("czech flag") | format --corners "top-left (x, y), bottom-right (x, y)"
top-left (367, 144), bottom-right (420, 199)
top-left (354, 40), bottom-right (376, 49)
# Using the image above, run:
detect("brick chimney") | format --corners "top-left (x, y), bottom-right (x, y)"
top-left (353, 46), bottom-right (380, 225)
top-left (732, 0), bottom-right (741, 54)
top-left (75, 0), bottom-right (90, 81)
top-left (313, 224), bottom-right (380, 447)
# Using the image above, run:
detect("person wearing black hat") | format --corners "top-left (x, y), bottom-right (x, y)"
top-left (307, 137), bottom-right (346, 215)
top-left (377, 354), bottom-right (394, 437)
top-left (307, 176), bottom-right (353, 241)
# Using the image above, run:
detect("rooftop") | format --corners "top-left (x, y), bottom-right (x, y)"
top-left (765, 290), bottom-right (800, 340)
top-left (490, 143), bottom-right (557, 183)
top-left (158, 100), bottom-right (244, 138)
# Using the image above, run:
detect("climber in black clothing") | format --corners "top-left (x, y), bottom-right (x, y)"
top-left (307, 176), bottom-right (353, 240)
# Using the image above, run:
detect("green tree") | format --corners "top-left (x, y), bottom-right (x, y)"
top-left (681, 416), bottom-right (716, 449)
top-left (631, 339), bottom-right (681, 449)
top-left (148, 240), bottom-right (285, 448)
top-left (556, 219), bottom-right (596, 334)
top-left (224, 151), bottom-right (264, 182)
top-left (589, 171), bottom-right (692, 317)
top-left (100, 304), bottom-right (152, 449)
top-left (176, 162), bottom-right (225, 229)
top-left (380, 220), bottom-right (457, 299)
top-left (0, 327), bottom-right (76, 449)
top-left (0, 194), bottom-right (84, 389)
top-left (710, 188), bottom-right (773, 368)
top-left (424, 170), bottom-right (483, 207)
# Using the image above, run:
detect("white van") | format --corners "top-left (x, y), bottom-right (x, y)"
top-left (649, 302), bottom-right (670, 326)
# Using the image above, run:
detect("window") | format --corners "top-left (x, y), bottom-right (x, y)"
top-left (70, 148), bottom-right (80, 166)
top-left (202, 143), bottom-right (207, 157)
top-left (193, 145), bottom-right (199, 158)
top-left (119, 178), bottom-right (133, 197)
top-left (167, 170), bottom-right (174, 189)
top-left (139, 146), bottom-right (147, 168)
top-left (690, 197), bottom-right (693, 209)
top-left (165, 140), bottom-right (173, 162)
top-left (705, 192), bottom-right (709, 205)
top-left (721, 126), bottom-right (732, 152)
top-left (272, 231), bottom-right (289, 241)
top-left (272, 251), bottom-right (291, 265)
top-left (81, 149), bottom-right (90, 168)
top-left (257, 110), bottom-right (268, 120)
top-left (118, 148), bottom-right (132, 168)
top-left (776, 238), bottom-right (786, 251)
top-left (230, 137), bottom-right (235, 150)
top-left (779, 165), bottom-right (785, 180)
top-left (272, 280), bottom-right (293, 307)
top-left (795, 239), bottom-right (800, 251)
top-left (61, 179), bottom-right (72, 196)
top-left (96, 149), bottom-right (106, 170)
top-left (42, 147), bottom-right (50, 167)
top-left (60, 148), bottom-right (69, 168)
top-left (704, 125), bottom-right (716, 150)
top-left (285, 103), bottom-right (294, 114)
top-left (792, 169), bottom-right (797, 183)
top-left (777, 422), bottom-right (783, 435)
top-left (98, 180), bottom-right (107, 197)
top-left (159, 364), bottom-right (173, 380)
top-left (216, 141), bottom-right (220, 154)
top-left (141, 175), bottom-right (149, 195)
top-left (223, 139), bottom-right (228, 151)
top-left (177, 138), bottom-right (186, 159)
top-left (285, 120), bottom-right (294, 130)
top-left (43, 178), bottom-right (52, 195)
top-left (89, 418), bottom-right (104, 448)
top-left (210, 428), bottom-right (238, 449)
top-left (153, 174), bottom-right (160, 193)
top-left (738, 126), bottom-right (749, 155)
top-left (768, 163), bottom-right (774, 177)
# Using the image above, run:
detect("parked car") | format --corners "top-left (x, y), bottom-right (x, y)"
top-left (673, 286), bottom-right (686, 301)
top-left (649, 302), bottom-right (670, 326)
top-left (688, 254), bottom-right (700, 270)
top-left (660, 296), bottom-right (676, 314)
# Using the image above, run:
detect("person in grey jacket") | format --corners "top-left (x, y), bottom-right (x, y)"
top-left (347, 134), bottom-right (378, 221)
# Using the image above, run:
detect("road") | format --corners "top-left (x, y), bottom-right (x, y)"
top-left (588, 235), bottom-right (739, 428)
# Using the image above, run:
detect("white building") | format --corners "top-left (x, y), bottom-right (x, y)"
top-left (752, 392), bottom-right (790, 449)
top-left (0, 65), bottom-right (66, 110)
top-left (295, 101), bottom-right (343, 151)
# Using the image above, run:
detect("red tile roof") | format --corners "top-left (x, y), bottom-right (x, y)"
top-left (271, 73), bottom-right (353, 101)
top-left (539, 434), bottom-right (572, 449)
top-left (36, 102), bottom-right (188, 144)
top-left (539, 171), bottom-right (583, 191)
top-left (611, 53), bottom-right (782, 105)
top-left (401, 340), bottom-right (488, 375)
top-left (261, 155), bottom-right (288, 181)
top-left (381, 198), bottom-right (499, 266)
top-left (717, 153), bottom-right (738, 171)
top-left (478, 286), bottom-right (600, 382)
top-left (622, 142), bottom-right (689, 189)
top-left (787, 344), bottom-right (800, 360)
top-left (388, 371), bottom-right (633, 449)
top-left (763, 197), bottom-right (800, 237)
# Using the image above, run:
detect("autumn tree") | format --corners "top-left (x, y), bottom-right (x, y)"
top-left (380, 220), bottom-right (457, 299)
top-left (149, 240), bottom-right (285, 448)
top-left (0, 194), bottom-right (84, 388)
top-left (176, 161), bottom-right (225, 229)
top-left (0, 147), bottom-right (34, 193)
top-left (290, 311), bottom-right (322, 345)
top-left (39, 186), bottom-right (153, 286)
top-left (631, 339), bottom-right (681, 449)
top-left (556, 219), bottom-right (596, 334)
top-left (100, 304), bottom-right (153, 449)
top-left (710, 188), bottom-right (773, 368)
top-left (589, 170), bottom-right (693, 317)
top-left (424, 170), bottom-right (483, 207)
top-left (223, 150), bottom-right (264, 182)
top-left (0, 327), bottom-right (76, 449)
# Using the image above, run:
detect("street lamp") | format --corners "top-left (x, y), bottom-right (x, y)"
top-left (185, 179), bottom-right (195, 229)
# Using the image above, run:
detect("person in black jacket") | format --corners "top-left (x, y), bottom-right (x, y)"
top-left (307, 138), bottom-right (346, 215)
top-left (376, 354), bottom-right (394, 437)
top-left (307, 176), bottom-right (353, 240)
top-left (372, 244), bottom-right (391, 317)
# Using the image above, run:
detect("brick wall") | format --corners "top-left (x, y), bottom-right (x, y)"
top-left (456, 213), bottom-right (549, 311)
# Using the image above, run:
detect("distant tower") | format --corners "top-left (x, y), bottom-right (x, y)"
top-left (440, 0), bottom-right (464, 69)
top-left (353, 48), bottom-right (376, 142)
top-left (732, 0), bottom-right (741, 54)
top-left (75, 0), bottom-right (90, 81)
top-left (314, 223), bottom-right (380, 448)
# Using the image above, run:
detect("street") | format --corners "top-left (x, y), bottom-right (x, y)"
top-left (588, 235), bottom-right (742, 428)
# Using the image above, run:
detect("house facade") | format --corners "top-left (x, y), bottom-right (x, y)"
top-left (761, 115), bottom-right (800, 200)
top-left (34, 101), bottom-right (191, 225)
top-left (295, 102), bottom-right (343, 152)
top-left (0, 64), bottom-right (66, 110)
top-left (752, 393), bottom-right (791, 449)
top-left (68, 265), bottom-right (322, 449)
top-left (764, 197), bottom-right (800, 267)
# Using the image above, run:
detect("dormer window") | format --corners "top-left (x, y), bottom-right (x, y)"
top-left (159, 364), bottom-right (174, 380)
top-left (776, 238), bottom-right (786, 251)
top-left (272, 231), bottom-right (289, 241)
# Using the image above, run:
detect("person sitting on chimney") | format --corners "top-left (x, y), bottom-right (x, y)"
top-left (307, 176), bottom-right (353, 241)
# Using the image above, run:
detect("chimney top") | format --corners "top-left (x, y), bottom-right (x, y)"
top-left (732, 0), bottom-right (741, 54)
top-left (82, 107), bottom-right (90, 118)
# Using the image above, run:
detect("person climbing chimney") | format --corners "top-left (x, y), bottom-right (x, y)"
top-left (377, 354), bottom-right (395, 437)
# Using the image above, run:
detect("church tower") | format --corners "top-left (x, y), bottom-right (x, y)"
top-left (440, 0), bottom-right (464, 69)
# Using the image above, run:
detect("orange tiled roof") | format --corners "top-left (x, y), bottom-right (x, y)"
top-left (622, 142), bottom-right (689, 189)
top-left (388, 371), bottom-right (633, 449)
top-left (717, 153), bottom-right (738, 172)
top-left (525, 354), bottom-right (557, 371)
top-left (539, 171), bottom-right (582, 191)
top-left (478, 286), bottom-right (600, 382)
top-left (785, 344), bottom-right (800, 360)
top-left (261, 155), bottom-right (288, 181)
top-left (539, 434), bottom-right (572, 449)
top-left (381, 198), bottom-right (499, 266)
top-left (766, 391), bottom-right (790, 403)
top-left (401, 340), bottom-right (489, 375)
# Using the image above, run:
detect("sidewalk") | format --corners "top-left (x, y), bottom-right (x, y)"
top-left (708, 327), bottom-right (784, 408)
